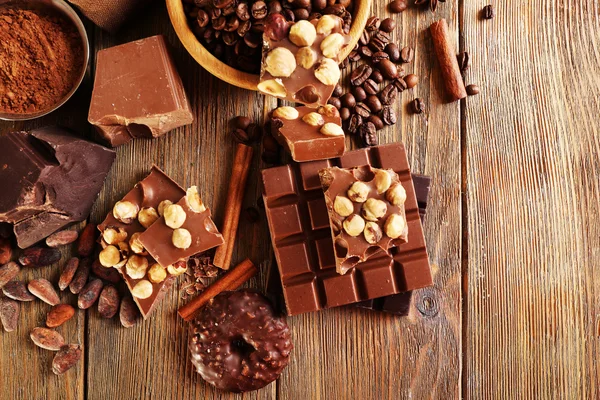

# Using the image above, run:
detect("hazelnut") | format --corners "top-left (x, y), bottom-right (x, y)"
top-left (364, 221), bottom-right (383, 244)
top-left (296, 47), bottom-right (317, 69)
top-left (126, 255), bottom-right (149, 279)
top-left (167, 261), bottom-right (188, 276)
top-left (172, 228), bottom-right (192, 249)
top-left (302, 112), bottom-right (324, 127)
top-left (131, 280), bottom-right (153, 299)
top-left (317, 104), bottom-right (340, 117)
top-left (273, 106), bottom-right (299, 120)
top-left (289, 20), bottom-right (317, 47)
top-left (320, 33), bottom-right (345, 59)
top-left (374, 169), bottom-right (392, 194)
top-left (320, 122), bottom-right (344, 137)
top-left (164, 204), bottom-right (187, 229)
top-left (158, 200), bottom-right (173, 217)
top-left (148, 263), bottom-right (167, 284)
top-left (99, 245), bottom-right (121, 268)
top-left (343, 214), bottom-right (366, 237)
top-left (112, 201), bottom-right (139, 224)
top-left (102, 227), bottom-right (127, 245)
top-left (129, 232), bottom-right (146, 255)
top-left (186, 186), bottom-right (206, 213)
top-left (347, 181), bottom-right (370, 203)
top-left (362, 198), bottom-right (388, 221)
top-left (257, 79), bottom-right (287, 98)
top-left (316, 15), bottom-right (338, 35)
top-left (314, 58), bottom-right (341, 86)
top-left (265, 47), bottom-right (297, 78)
top-left (264, 13), bottom-right (290, 41)
top-left (386, 182), bottom-right (407, 206)
top-left (138, 207), bottom-right (159, 228)
top-left (333, 196), bottom-right (354, 217)
top-left (384, 214), bottom-right (406, 239)
top-left (117, 241), bottom-right (130, 258)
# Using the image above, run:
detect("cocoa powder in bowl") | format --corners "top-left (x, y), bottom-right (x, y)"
top-left (0, 6), bottom-right (84, 115)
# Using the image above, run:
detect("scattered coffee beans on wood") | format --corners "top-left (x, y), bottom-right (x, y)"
top-left (481, 4), bottom-right (495, 20)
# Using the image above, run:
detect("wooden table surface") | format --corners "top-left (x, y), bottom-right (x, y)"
top-left (1, 1), bottom-right (599, 399)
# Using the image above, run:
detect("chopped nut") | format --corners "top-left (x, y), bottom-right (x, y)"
top-left (117, 241), bottom-right (130, 257)
top-left (347, 181), bottom-right (370, 203)
top-left (362, 198), bottom-right (388, 221)
top-left (384, 214), bottom-right (406, 239)
top-left (99, 245), bottom-right (121, 268)
top-left (364, 221), bottom-right (383, 244)
top-left (374, 169), bottom-right (392, 194)
top-left (320, 122), bottom-right (344, 137)
top-left (314, 58), bottom-right (341, 86)
top-left (386, 182), bottom-right (407, 206)
top-left (102, 227), bottom-right (127, 245)
top-left (186, 186), bottom-right (206, 213)
top-left (138, 207), bottom-right (159, 228)
top-left (129, 232), bottom-right (146, 255)
top-left (343, 214), bottom-right (366, 237)
top-left (167, 261), bottom-right (187, 276)
top-left (265, 47), bottom-right (297, 78)
top-left (164, 204), bottom-right (187, 229)
top-left (296, 47), bottom-right (317, 69)
top-left (302, 112), bottom-right (324, 127)
top-left (126, 255), bottom-right (149, 279)
top-left (317, 104), bottom-right (339, 117)
top-left (112, 201), bottom-right (139, 224)
top-left (257, 79), bottom-right (287, 98)
top-left (273, 106), bottom-right (299, 120)
top-left (333, 196), bottom-right (354, 217)
top-left (131, 280), bottom-right (153, 299)
top-left (147, 264), bottom-right (167, 284)
top-left (320, 33), bottom-right (345, 59)
top-left (158, 200), bottom-right (173, 217)
top-left (172, 228), bottom-right (192, 249)
top-left (289, 20), bottom-right (317, 47)
top-left (316, 15), bottom-right (337, 35)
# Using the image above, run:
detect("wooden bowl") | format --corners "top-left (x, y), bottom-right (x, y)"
top-left (167, 0), bottom-right (372, 91)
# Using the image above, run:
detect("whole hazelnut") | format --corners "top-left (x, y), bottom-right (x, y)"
top-left (314, 58), bottom-right (341, 85)
top-left (374, 169), bottom-right (392, 194)
top-left (131, 280), bottom-right (153, 299)
top-left (186, 186), bottom-right (206, 213)
top-left (386, 182), bottom-right (407, 206)
top-left (296, 47), bottom-right (318, 69)
top-left (99, 245), bottom-right (121, 268)
top-left (102, 227), bottom-right (127, 245)
top-left (347, 181), bottom-right (370, 203)
top-left (317, 104), bottom-right (340, 117)
top-left (113, 201), bottom-right (139, 224)
top-left (320, 33), bottom-right (345, 59)
top-left (172, 228), bottom-right (192, 249)
top-left (126, 255), bottom-right (149, 279)
top-left (167, 261), bottom-right (188, 276)
top-left (320, 123), bottom-right (344, 137)
top-left (362, 198), bottom-right (388, 221)
top-left (316, 14), bottom-right (337, 35)
top-left (148, 264), bottom-right (167, 284)
top-left (129, 232), bottom-right (146, 255)
top-left (333, 196), bottom-right (354, 217)
top-left (164, 204), bottom-right (187, 229)
top-left (258, 79), bottom-right (287, 98)
top-left (302, 112), bottom-right (325, 126)
top-left (138, 207), bottom-right (159, 228)
top-left (364, 221), bottom-right (383, 244)
top-left (158, 200), bottom-right (173, 217)
top-left (264, 13), bottom-right (290, 41)
top-left (343, 214), bottom-right (366, 237)
top-left (384, 214), bottom-right (406, 239)
top-left (265, 48), bottom-right (297, 78)
top-left (289, 20), bottom-right (317, 46)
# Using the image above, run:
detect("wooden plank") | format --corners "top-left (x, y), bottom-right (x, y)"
top-left (462, 1), bottom-right (600, 398)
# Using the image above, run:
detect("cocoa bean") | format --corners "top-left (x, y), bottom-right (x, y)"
top-left (0, 297), bottom-right (19, 332)
top-left (97, 285), bottom-right (120, 319)
top-left (30, 327), bottom-right (65, 350)
top-left (77, 279), bottom-right (103, 309)
top-left (91, 258), bottom-right (121, 284)
top-left (0, 238), bottom-right (12, 265)
top-left (28, 279), bottom-right (60, 305)
top-left (119, 295), bottom-right (140, 328)
top-left (52, 344), bottom-right (82, 375)
top-left (2, 280), bottom-right (35, 301)
top-left (46, 304), bottom-right (76, 328)
top-left (0, 261), bottom-right (20, 289)
top-left (46, 230), bottom-right (79, 248)
top-left (19, 247), bottom-right (61, 267)
top-left (69, 257), bottom-right (91, 294)
top-left (77, 223), bottom-right (97, 257)
top-left (59, 257), bottom-right (80, 291)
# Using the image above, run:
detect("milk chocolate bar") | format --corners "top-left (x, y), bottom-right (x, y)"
top-left (88, 35), bottom-right (193, 147)
top-left (262, 143), bottom-right (432, 315)
top-left (258, 14), bottom-right (350, 107)
top-left (270, 105), bottom-right (345, 162)
top-left (0, 127), bottom-right (115, 248)
top-left (319, 166), bottom-right (408, 275)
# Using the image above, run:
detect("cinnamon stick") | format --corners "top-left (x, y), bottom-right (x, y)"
top-left (430, 19), bottom-right (467, 102)
top-left (213, 143), bottom-right (253, 270)
top-left (178, 258), bottom-right (257, 321)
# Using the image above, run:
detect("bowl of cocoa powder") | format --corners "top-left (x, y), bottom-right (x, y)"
top-left (0, 0), bottom-right (89, 120)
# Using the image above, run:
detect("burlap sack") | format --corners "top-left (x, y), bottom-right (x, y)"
top-left (68, 0), bottom-right (147, 33)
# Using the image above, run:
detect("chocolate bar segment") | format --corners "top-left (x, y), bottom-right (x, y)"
top-left (0, 127), bottom-right (115, 248)
top-left (262, 143), bottom-right (432, 315)
top-left (88, 35), bottom-right (193, 147)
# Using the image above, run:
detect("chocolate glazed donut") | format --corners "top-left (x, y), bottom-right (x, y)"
top-left (189, 290), bottom-right (293, 392)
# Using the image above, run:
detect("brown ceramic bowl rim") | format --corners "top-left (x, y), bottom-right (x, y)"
top-left (167, 0), bottom-right (372, 91)
top-left (0, 0), bottom-right (90, 121)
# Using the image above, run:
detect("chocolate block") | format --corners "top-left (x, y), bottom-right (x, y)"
top-left (262, 143), bottom-right (432, 315)
top-left (319, 166), bottom-right (408, 275)
top-left (270, 105), bottom-right (345, 162)
top-left (0, 127), bottom-right (115, 248)
top-left (258, 15), bottom-right (350, 107)
top-left (138, 188), bottom-right (224, 268)
top-left (88, 35), bottom-right (193, 147)
top-left (97, 166), bottom-right (186, 318)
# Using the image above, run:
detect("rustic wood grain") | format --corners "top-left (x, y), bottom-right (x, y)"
top-left (461, 0), bottom-right (600, 398)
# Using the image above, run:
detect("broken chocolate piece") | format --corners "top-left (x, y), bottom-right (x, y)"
top-left (88, 35), bottom-right (193, 147)
top-left (0, 127), bottom-right (116, 248)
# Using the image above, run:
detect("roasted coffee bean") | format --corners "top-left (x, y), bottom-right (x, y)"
top-left (466, 84), bottom-right (480, 96)
top-left (410, 98), bottom-right (425, 114)
top-left (365, 95), bottom-right (382, 113)
top-left (457, 52), bottom-right (470, 72)
top-left (223, 31), bottom-right (239, 45)
top-left (294, 0), bottom-right (311, 8)
top-left (52, 344), bottom-right (82, 375)
top-left (214, 0), bottom-right (233, 9)
top-left (400, 46), bottom-right (414, 63)
top-left (312, 0), bottom-right (326, 10)
top-left (481, 4), bottom-right (494, 19)
top-left (359, 30), bottom-right (370, 46)
top-left (232, 128), bottom-right (250, 143)
top-left (380, 18), bottom-right (395, 33)
top-left (197, 10), bottom-right (210, 27)
top-left (98, 285), bottom-right (120, 319)
top-left (262, 137), bottom-right (281, 164)
top-left (2, 280), bottom-right (35, 301)
top-left (352, 86), bottom-right (367, 102)
top-left (268, 0), bottom-right (283, 13)
top-left (363, 79), bottom-right (379, 95)
top-left (324, 4), bottom-right (346, 16)
top-left (371, 69), bottom-right (384, 83)
top-left (369, 36), bottom-right (386, 52)
top-left (385, 43), bottom-right (400, 62)
top-left (430, 0), bottom-right (439, 12)
top-left (224, 15), bottom-right (240, 31)
top-left (348, 50), bottom-right (361, 62)
top-left (213, 16), bottom-right (226, 30)
top-left (0, 297), bottom-right (19, 332)
top-left (282, 8), bottom-right (295, 22)
top-left (119, 296), bottom-right (141, 328)
top-left (333, 84), bottom-right (343, 97)
top-left (222, 4), bottom-right (236, 17)
top-left (246, 123), bottom-right (262, 142)
top-left (30, 327), bottom-right (65, 351)
top-left (209, 8), bottom-right (221, 19)
top-left (378, 59), bottom-right (398, 79)
top-left (236, 2), bottom-right (250, 20)
top-left (28, 279), bottom-right (60, 305)
top-left (233, 115), bottom-right (252, 130)
top-left (382, 106), bottom-right (397, 125)
top-left (78, 279), bottom-right (103, 310)
top-left (393, 77), bottom-right (408, 92)
top-left (244, 32), bottom-right (261, 48)
top-left (19, 247), bottom-right (61, 267)
top-left (404, 74), bottom-right (419, 89)
top-left (388, 0), bottom-right (408, 13)
top-left (340, 93), bottom-right (356, 109)
top-left (251, 1), bottom-right (268, 19)
top-left (339, 107), bottom-right (351, 121)
top-left (359, 122), bottom-right (378, 146)
top-left (380, 84), bottom-right (398, 105)
top-left (355, 103), bottom-right (371, 118)
top-left (328, 97), bottom-right (342, 110)
top-left (69, 257), bottom-right (91, 295)
top-left (368, 115), bottom-right (384, 130)
top-left (347, 114), bottom-right (363, 134)
top-left (359, 45), bottom-right (373, 58)
top-left (294, 8), bottom-right (309, 20)
top-left (350, 64), bottom-right (372, 86)
top-left (58, 257), bottom-right (79, 291)
top-left (0, 262), bottom-right (19, 289)
top-left (366, 16), bottom-right (380, 31)
top-left (77, 223), bottom-right (97, 257)
top-left (0, 238), bottom-right (12, 265)
top-left (371, 51), bottom-right (389, 64)
top-left (46, 304), bottom-right (75, 328)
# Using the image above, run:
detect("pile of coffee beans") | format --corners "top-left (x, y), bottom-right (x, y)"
top-left (182, 0), bottom-right (354, 73)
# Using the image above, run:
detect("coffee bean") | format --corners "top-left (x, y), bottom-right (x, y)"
top-left (232, 128), bottom-right (250, 144)
top-left (349, 50), bottom-right (361, 62)
top-left (340, 56), bottom-right (349, 69)
top-left (359, 30), bottom-right (370, 46)
top-left (251, 1), bottom-right (268, 19)
top-left (388, 0), bottom-right (408, 13)
top-left (481, 4), bottom-right (495, 19)
top-left (355, 103), bottom-right (371, 118)
top-left (224, 15), bottom-right (240, 31)
top-left (400, 46), bottom-right (414, 63)
top-left (380, 84), bottom-right (398, 105)
top-left (385, 43), bottom-right (400, 62)
top-left (333, 84), bottom-right (343, 97)
top-left (410, 98), bottom-right (425, 114)
top-left (366, 16), bottom-right (380, 31)
top-left (328, 97), bottom-right (342, 109)
top-left (363, 79), bottom-right (379, 95)
top-left (213, 16), bottom-right (227, 30)
top-left (197, 10), bottom-right (210, 27)
top-left (340, 93), bottom-right (356, 109)
top-left (367, 115), bottom-right (384, 130)
top-left (372, 51), bottom-right (389, 63)
top-left (466, 84), bottom-right (480, 95)
top-left (350, 64), bottom-right (373, 86)
top-left (369, 36), bottom-right (387, 52)
top-left (339, 107), bottom-right (351, 121)
top-left (393, 77), bottom-right (408, 92)
top-left (365, 95), bottom-right (382, 113)
top-left (360, 122), bottom-right (378, 146)
top-left (352, 86), bottom-right (367, 102)
top-left (348, 113), bottom-right (363, 134)
top-left (283, 8), bottom-right (295, 22)
top-left (404, 74), bottom-right (419, 89)
top-left (233, 115), bottom-right (251, 130)
top-left (359, 45), bottom-right (373, 59)
top-left (312, 0), bottom-right (326, 10)
top-left (380, 18), bottom-right (396, 32)
top-left (371, 69), bottom-right (384, 83)
top-left (294, 8), bottom-right (309, 20)
top-left (382, 106), bottom-right (397, 125)
top-left (268, 1), bottom-right (282, 14)
top-left (457, 52), bottom-right (470, 72)
top-left (378, 59), bottom-right (398, 79)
